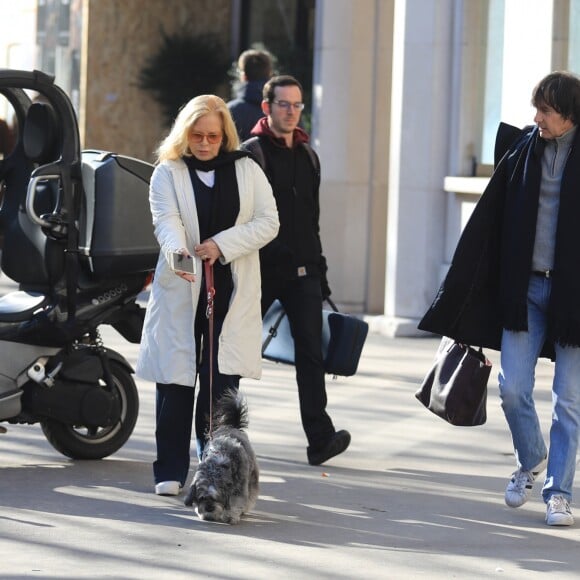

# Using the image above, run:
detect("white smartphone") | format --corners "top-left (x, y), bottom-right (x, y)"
top-left (169, 252), bottom-right (196, 274)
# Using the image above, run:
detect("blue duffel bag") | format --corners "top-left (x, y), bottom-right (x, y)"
top-left (261, 298), bottom-right (369, 376)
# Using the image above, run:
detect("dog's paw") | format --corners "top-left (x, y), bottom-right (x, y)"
top-left (224, 509), bottom-right (243, 525)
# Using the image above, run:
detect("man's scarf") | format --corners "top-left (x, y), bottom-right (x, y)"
top-left (500, 126), bottom-right (580, 347)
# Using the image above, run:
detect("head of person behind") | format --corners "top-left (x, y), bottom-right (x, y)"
top-left (229, 49), bottom-right (275, 141)
top-left (237, 49), bottom-right (273, 83)
top-left (531, 71), bottom-right (580, 140)
top-left (261, 75), bottom-right (306, 145)
top-left (156, 94), bottom-right (240, 164)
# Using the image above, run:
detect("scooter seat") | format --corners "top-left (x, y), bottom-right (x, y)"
top-left (0, 291), bottom-right (50, 322)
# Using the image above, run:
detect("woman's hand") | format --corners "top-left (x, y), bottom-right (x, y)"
top-left (194, 239), bottom-right (221, 266)
top-left (174, 248), bottom-right (196, 283)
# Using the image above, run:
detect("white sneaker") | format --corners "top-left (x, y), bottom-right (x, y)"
top-left (505, 456), bottom-right (547, 508)
top-left (155, 481), bottom-right (182, 496)
top-left (546, 495), bottom-right (574, 526)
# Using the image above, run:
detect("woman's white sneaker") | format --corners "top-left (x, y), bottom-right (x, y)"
top-left (546, 495), bottom-right (574, 526)
top-left (155, 481), bottom-right (182, 496)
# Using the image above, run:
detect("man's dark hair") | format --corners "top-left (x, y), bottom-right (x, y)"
top-left (238, 49), bottom-right (273, 82)
top-left (532, 71), bottom-right (580, 124)
top-left (263, 75), bottom-right (303, 103)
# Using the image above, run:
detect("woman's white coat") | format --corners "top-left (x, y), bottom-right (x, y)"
top-left (136, 156), bottom-right (279, 386)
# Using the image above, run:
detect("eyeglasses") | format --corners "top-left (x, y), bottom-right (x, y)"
top-left (190, 132), bottom-right (222, 144)
top-left (272, 100), bottom-right (305, 111)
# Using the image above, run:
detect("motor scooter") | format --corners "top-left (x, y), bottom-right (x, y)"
top-left (0, 70), bottom-right (159, 459)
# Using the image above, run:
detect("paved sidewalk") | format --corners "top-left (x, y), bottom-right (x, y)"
top-left (1, 273), bottom-right (580, 579)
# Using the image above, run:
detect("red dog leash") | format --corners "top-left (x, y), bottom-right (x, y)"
top-left (204, 260), bottom-right (215, 438)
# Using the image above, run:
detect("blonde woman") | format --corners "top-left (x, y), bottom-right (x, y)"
top-left (136, 95), bottom-right (278, 496)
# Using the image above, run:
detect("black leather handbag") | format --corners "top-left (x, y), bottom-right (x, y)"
top-left (415, 336), bottom-right (491, 426)
top-left (262, 298), bottom-right (369, 377)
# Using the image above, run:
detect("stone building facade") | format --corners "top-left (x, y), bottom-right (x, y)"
top-left (1, 0), bottom-right (580, 335)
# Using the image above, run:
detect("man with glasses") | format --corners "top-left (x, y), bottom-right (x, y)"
top-left (242, 75), bottom-right (351, 466)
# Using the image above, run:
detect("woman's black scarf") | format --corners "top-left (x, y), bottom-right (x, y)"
top-left (184, 150), bottom-right (250, 317)
top-left (500, 126), bottom-right (580, 347)
top-left (186, 150), bottom-right (249, 172)
top-left (185, 150), bottom-right (249, 233)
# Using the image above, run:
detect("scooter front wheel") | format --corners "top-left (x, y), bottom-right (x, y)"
top-left (40, 361), bottom-right (139, 459)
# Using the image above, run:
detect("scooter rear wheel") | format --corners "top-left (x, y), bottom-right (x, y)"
top-left (40, 361), bottom-right (139, 459)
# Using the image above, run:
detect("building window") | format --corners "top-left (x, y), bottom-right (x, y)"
top-left (58, 0), bottom-right (71, 47)
top-left (481, 0), bottom-right (554, 165)
top-left (35, 0), bottom-right (81, 111)
top-left (236, 0), bottom-right (316, 124)
top-left (569, 1), bottom-right (580, 71)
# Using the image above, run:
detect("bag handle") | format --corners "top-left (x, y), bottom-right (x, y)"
top-left (262, 297), bottom-right (340, 358)
top-left (261, 303), bottom-right (287, 355)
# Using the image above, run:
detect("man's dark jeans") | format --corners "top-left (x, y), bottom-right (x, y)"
top-left (261, 274), bottom-right (335, 450)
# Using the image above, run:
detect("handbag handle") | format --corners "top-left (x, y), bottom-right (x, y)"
top-left (261, 306), bottom-right (287, 355)
top-left (262, 297), bottom-right (339, 357)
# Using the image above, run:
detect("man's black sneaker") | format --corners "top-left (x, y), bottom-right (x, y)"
top-left (307, 430), bottom-right (351, 465)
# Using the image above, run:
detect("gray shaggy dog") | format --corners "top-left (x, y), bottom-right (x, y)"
top-left (184, 389), bottom-right (259, 524)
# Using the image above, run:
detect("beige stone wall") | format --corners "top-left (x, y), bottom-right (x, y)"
top-left (314, 0), bottom-right (393, 314)
top-left (80, 0), bottom-right (231, 163)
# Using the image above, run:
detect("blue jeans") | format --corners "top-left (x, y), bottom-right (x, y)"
top-left (499, 274), bottom-right (580, 503)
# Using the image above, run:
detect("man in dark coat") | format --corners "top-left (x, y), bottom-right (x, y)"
top-left (227, 49), bottom-right (273, 141)
top-left (419, 71), bottom-right (580, 527)
top-left (243, 75), bottom-right (351, 466)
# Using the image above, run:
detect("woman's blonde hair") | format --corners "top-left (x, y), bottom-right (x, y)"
top-left (155, 94), bottom-right (240, 162)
